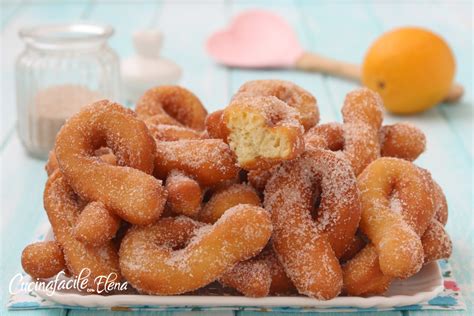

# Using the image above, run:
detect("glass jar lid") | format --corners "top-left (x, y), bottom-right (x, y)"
top-left (19, 23), bottom-right (114, 50)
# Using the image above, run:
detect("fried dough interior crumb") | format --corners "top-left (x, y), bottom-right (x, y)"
top-left (226, 110), bottom-right (291, 165)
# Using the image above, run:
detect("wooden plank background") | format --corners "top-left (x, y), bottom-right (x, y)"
top-left (0, 1), bottom-right (472, 316)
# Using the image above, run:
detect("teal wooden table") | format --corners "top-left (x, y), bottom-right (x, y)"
top-left (1, 1), bottom-right (472, 315)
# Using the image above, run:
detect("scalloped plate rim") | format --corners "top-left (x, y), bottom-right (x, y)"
top-left (34, 228), bottom-right (444, 309)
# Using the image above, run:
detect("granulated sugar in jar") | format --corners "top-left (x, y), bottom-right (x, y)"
top-left (16, 23), bottom-right (120, 158)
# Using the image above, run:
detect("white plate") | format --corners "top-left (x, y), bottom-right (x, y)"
top-left (34, 229), bottom-right (444, 309)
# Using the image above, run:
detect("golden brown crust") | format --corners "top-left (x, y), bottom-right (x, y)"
top-left (341, 88), bottom-right (383, 175)
top-left (342, 244), bottom-right (392, 296)
top-left (136, 86), bottom-right (207, 130)
top-left (380, 123), bottom-right (426, 161)
top-left (205, 110), bottom-right (227, 140)
top-left (21, 241), bottom-right (66, 279)
top-left (219, 258), bottom-right (272, 297)
top-left (119, 205), bottom-right (272, 295)
top-left (154, 139), bottom-right (239, 187)
top-left (73, 201), bottom-right (121, 246)
top-left (165, 171), bottom-right (203, 218)
top-left (421, 219), bottom-right (452, 264)
top-left (264, 149), bottom-right (361, 299)
top-left (54, 101), bottom-right (167, 225)
top-left (43, 171), bottom-right (120, 289)
top-left (199, 184), bottom-right (261, 224)
top-left (357, 158), bottom-right (435, 278)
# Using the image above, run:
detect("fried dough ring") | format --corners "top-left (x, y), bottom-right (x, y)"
top-left (136, 86), bottom-right (207, 130)
top-left (165, 170), bottom-right (203, 218)
top-left (199, 183), bottom-right (260, 224)
top-left (119, 205), bottom-right (272, 295)
top-left (154, 139), bottom-right (239, 186)
top-left (42, 171), bottom-right (120, 288)
top-left (54, 100), bottom-right (166, 225)
top-left (233, 80), bottom-right (319, 130)
top-left (21, 241), bottom-right (66, 279)
top-left (222, 96), bottom-right (304, 170)
top-left (357, 158), bottom-right (435, 278)
top-left (422, 220), bottom-right (452, 264)
top-left (264, 149), bottom-right (361, 299)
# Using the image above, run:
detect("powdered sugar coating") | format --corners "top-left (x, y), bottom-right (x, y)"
top-left (21, 241), bottom-right (66, 279)
top-left (357, 158), bottom-right (435, 279)
top-left (136, 86), bottom-right (208, 130)
top-left (42, 172), bottom-right (120, 290)
top-left (341, 89), bottom-right (383, 175)
top-left (119, 205), bottom-right (272, 295)
top-left (219, 258), bottom-right (271, 297)
top-left (233, 79), bottom-right (319, 130)
top-left (421, 219), bottom-right (452, 263)
top-left (54, 100), bottom-right (166, 225)
top-left (264, 149), bottom-right (360, 299)
top-left (199, 183), bottom-right (260, 223)
top-left (154, 139), bottom-right (239, 186)
top-left (165, 170), bottom-right (203, 218)
top-left (380, 122), bottom-right (426, 161)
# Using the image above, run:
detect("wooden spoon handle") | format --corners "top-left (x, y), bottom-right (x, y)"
top-left (295, 51), bottom-right (361, 81)
top-left (294, 51), bottom-right (463, 103)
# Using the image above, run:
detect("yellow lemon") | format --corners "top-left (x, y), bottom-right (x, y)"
top-left (362, 27), bottom-right (455, 114)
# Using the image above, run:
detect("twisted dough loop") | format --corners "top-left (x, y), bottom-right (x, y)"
top-left (264, 149), bottom-right (360, 299)
top-left (55, 100), bottom-right (166, 225)
top-left (357, 158), bottom-right (434, 278)
top-left (43, 171), bottom-right (120, 288)
top-left (343, 163), bottom-right (446, 296)
top-left (119, 205), bottom-right (272, 295)
top-left (136, 86), bottom-right (208, 130)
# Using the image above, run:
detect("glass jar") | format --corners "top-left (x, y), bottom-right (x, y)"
top-left (16, 23), bottom-right (120, 159)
